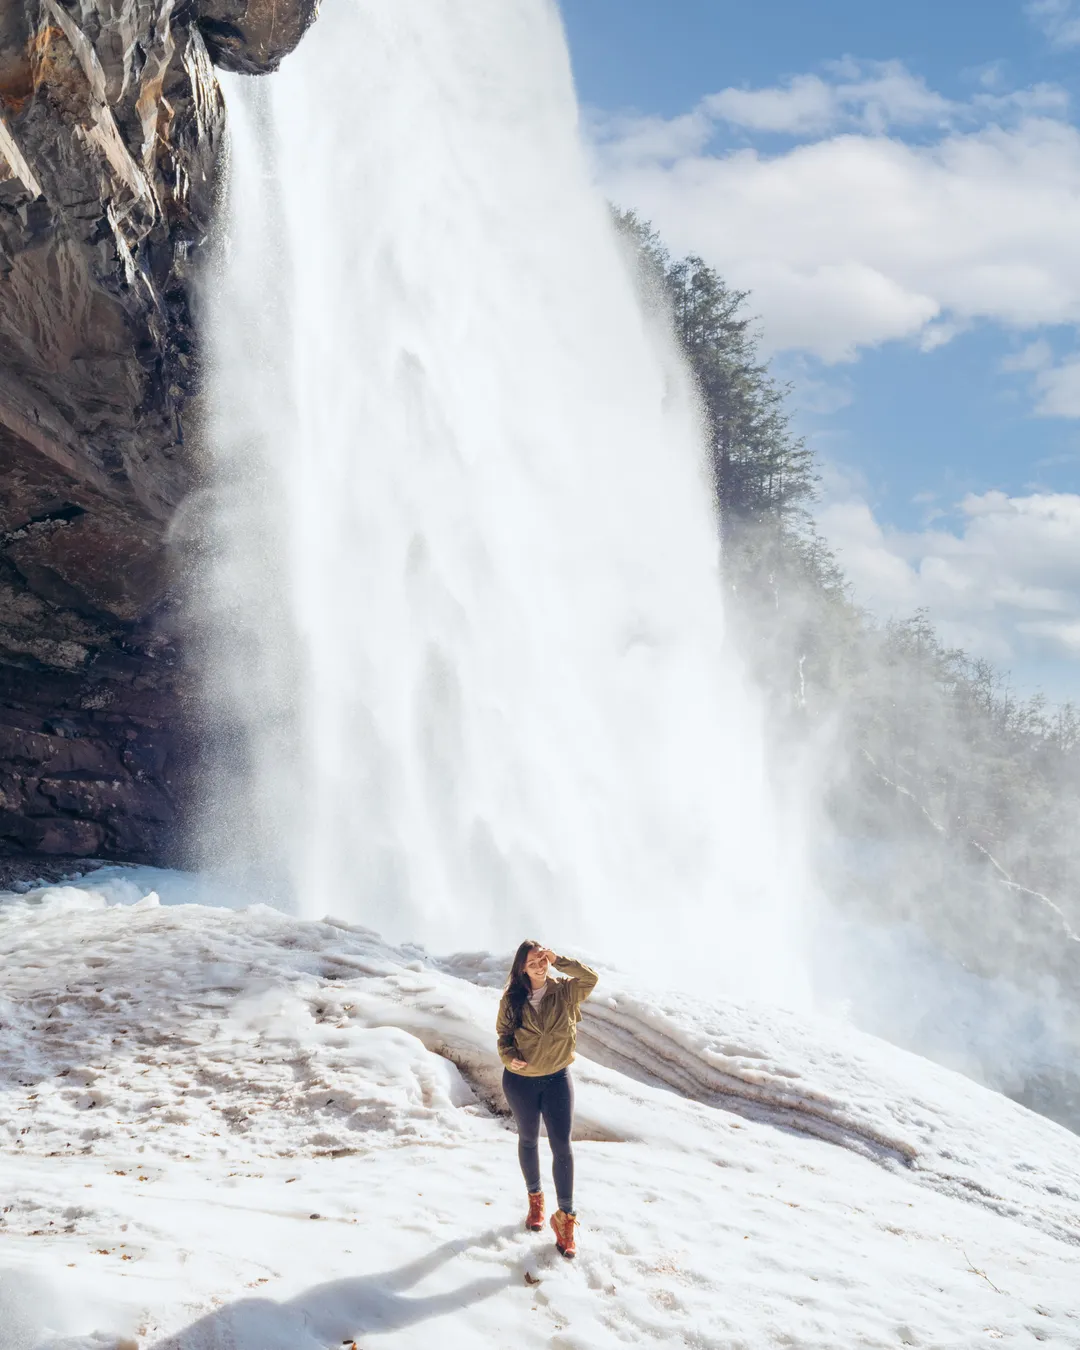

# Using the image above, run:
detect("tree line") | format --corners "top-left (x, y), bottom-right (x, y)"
top-left (615, 208), bottom-right (1080, 1007)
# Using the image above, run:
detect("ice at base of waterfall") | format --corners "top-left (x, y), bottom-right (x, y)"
top-left (0, 869), bottom-right (1077, 1349)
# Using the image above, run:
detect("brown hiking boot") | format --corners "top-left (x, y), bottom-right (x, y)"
top-left (551, 1209), bottom-right (578, 1258)
top-left (526, 1191), bottom-right (545, 1232)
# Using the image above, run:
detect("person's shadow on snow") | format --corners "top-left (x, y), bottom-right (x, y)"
top-left (151, 1225), bottom-right (521, 1349)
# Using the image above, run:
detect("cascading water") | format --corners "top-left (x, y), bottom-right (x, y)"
top-left (198, 0), bottom-right (807, 1000)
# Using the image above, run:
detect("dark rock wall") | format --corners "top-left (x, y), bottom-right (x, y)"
top-left (0, 0), bottom-right (314, 864)
top-left (194, 0), bottom-right (320, 74)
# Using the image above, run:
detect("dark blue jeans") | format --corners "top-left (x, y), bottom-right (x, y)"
top-left (502, 1067), bottom-right (575, 1214)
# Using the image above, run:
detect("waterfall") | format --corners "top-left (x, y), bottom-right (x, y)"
top-left (198, 0), bottom-right (807, 1000)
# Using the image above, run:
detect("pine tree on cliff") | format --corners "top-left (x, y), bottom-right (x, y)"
top-left (611, 208), bottom-right (819, 589)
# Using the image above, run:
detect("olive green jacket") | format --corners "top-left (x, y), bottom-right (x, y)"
top-left (496, 956), bottom-right (599, 1077)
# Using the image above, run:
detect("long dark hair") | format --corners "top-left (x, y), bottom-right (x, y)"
top-left (505, 939), bottom-right (543, 1030)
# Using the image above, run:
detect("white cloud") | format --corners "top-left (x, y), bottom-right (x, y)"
top-left (704, 61), bottom-right (952, 137)
top-left (704, 75), bottom-right (836, 137)
top-left (979, 83), bottom-right (1072, 117)
top-left (1000, 338), bottom-right (1053, 372)
top-left (1027, 0), bottom-right (1080, 48)
top-left (696, 60), bottom-right (1066, 140)
top-left (592, 65), bottom-right (1080, 364)
top-left (918, 321), bottom-right (965, 352)
top-left (590, 109), bottom-right (713, 168)
top-left (998, 340), bottom-right (1080, 416)
top-left (818, 483), bottom-right (1080, 679)
top-left (1033, 355), bottom-right (1080, 415)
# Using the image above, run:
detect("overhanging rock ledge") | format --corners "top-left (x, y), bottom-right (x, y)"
top-left (0, 0), bottom-right (316, 865)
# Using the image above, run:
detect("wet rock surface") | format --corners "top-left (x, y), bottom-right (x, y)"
top-left (0, 657), bottom-right (189, 861)
top-left (0, 1), bottom-right (313, 863)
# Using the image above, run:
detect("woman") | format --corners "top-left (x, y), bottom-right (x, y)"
top-left (496, 940), bottom-right (599, 1258)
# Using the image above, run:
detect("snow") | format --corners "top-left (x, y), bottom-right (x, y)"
top-left (1, 872), bottom-right (1078, 1348)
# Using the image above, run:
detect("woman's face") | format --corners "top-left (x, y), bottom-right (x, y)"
top-left (523, 948), bottom-right (550, 982)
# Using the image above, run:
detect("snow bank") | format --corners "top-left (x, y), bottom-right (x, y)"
top-left (1, 872), bottom-right (1078, 1347)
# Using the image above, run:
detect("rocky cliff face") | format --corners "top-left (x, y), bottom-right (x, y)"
top-left (0, 0), bottom-right (315, 865)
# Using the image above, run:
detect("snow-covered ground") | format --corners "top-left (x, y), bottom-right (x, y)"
top-left (2, 872), bottom-right (1079, 1348)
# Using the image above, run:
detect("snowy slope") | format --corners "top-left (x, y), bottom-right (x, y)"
top-left (1, 873), bottom-right (1078, 1349)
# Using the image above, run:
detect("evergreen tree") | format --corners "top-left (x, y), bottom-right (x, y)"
top-left (613, 209), bottom-right (818, 578)
top-left (614, 206), bottom-right (1080, 1063)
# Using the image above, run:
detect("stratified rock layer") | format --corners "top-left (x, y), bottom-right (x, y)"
top-left (0, 1), bottom-right (312, 862)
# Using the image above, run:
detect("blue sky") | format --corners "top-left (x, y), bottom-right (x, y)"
top-left (561, 0), bottom-right (1080, 696)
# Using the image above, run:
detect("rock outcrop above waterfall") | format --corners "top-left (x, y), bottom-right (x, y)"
top-left (0, 1), bottom-right (313, 863)
top-left (194, 0), bottom-right (321, 74)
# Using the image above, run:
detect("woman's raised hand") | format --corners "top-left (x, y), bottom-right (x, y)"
top-left (539, 947), bottom-right (558, 963)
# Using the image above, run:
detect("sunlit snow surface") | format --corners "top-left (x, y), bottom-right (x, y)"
top-left (1, 873), bottom-right (1078, 1348)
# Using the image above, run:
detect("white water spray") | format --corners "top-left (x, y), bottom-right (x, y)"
top-left (200, 0), bottom-right (806, 1000)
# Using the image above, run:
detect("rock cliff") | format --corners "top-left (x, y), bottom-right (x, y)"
top-left (0, 0), bottom-right (315, 865)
